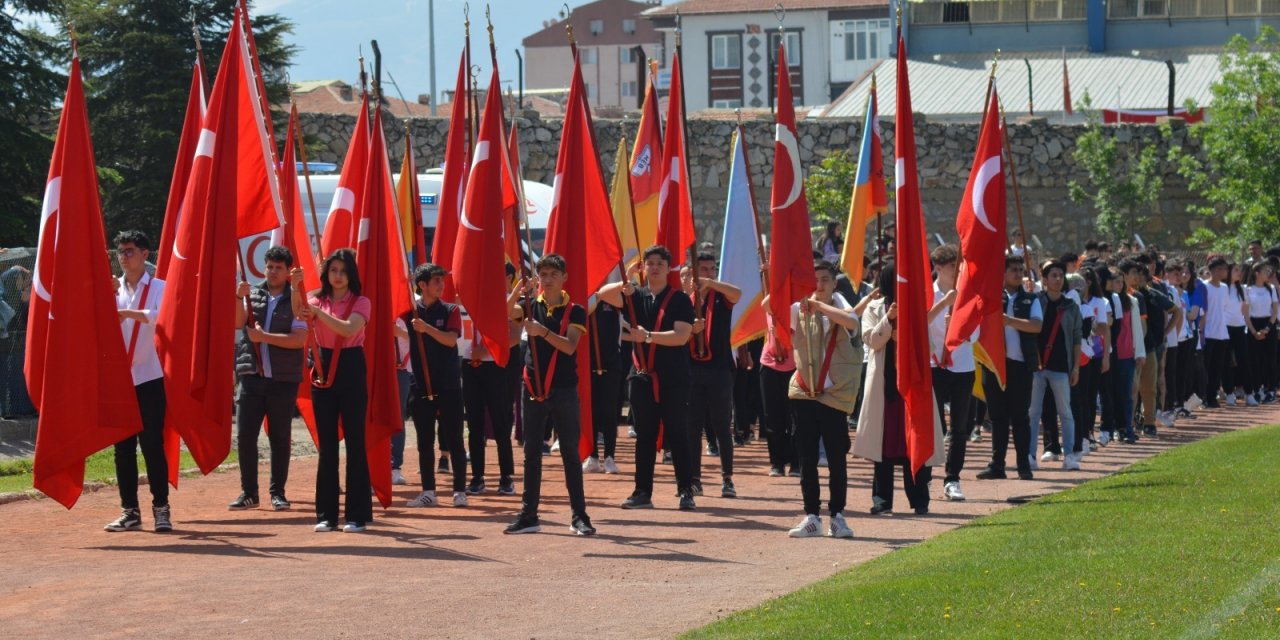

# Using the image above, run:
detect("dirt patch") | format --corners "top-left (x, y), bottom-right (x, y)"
top-left (0, 406), bottom-right (1270, 639)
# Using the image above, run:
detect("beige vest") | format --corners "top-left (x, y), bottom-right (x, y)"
top-left (788, 307), bottom-right (862, 413)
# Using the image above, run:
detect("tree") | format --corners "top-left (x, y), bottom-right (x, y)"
top-left (1169, 26), bottom-right (1280, 252)
top-left (804, 148), bottom-right (856, 231)
top-left (0, 0), bottom-right (66, 246)
top-left (1067, 93), bottom-right (1163, 245)
top-left (62, 0), bottom-right (295, 239)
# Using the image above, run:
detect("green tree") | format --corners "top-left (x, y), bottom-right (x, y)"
top-left (804, 148), bottom-right (856, 231)
top-left (1067, 93), bottom-right (1163, 245)
top-left (0, 0), bottom-right (66, 246)
top-left (1169, 27), bottom-right (1280, 252)
top-left (62, 0), bottom-right (295, 239)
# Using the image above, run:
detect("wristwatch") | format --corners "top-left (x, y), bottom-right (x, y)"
top-left (644, 330), bottom-right (653, 344)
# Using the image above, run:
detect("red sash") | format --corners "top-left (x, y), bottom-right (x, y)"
top-left (310, 295), bottom-right (355, 389)
top-left (1040, 307), bottom-right (1065, 370)
top-left (632, 287), bottom-right (677, 402)
top-left (124, 279), bottom-right (153, 363)
top-left (689, 290), bottom-right (716, 362)
top-left (523, 301), bottom-right (574, 401)
top-left (794, 317), bottom-right (841, 397)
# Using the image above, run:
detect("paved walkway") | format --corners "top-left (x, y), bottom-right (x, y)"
top-left (0, 404), bottom-right (1272, 639)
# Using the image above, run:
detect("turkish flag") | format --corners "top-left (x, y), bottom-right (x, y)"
top-left (545, 52), bottom-right (625, 460)
top-left (946, 86), bottom-right (1007, 387)
top-left (156, 8), bottom-right (282, 474)
top-left (26, 51), bottom-right (143, 509)
top-left (453, 69), bottom-right (513, 367)
top-left (356, 107), bottom-right (411, 508)
top-left (767, 45), bottom-right (817, 355)
top-left (321, 91), bottom-right (370, 257)
top-left (892, 31), bottom-right (937, 478)
top-left (654, 52), bottom-right (694, 286)
top-left (271, 105), bottom-right (321, 446)
top-left (156, 59), bottom-right (206, 280)
top-left (432, 52), bottom-right (469, 300)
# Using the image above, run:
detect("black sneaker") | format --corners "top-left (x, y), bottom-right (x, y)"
top-left (621, 492), bottom-right (653, 509)
top-left (497, 481), bottom-right (516, 496)
top-left (570, 513), bottom-right (597, 536)
top-left (541, 443), bottom-right (551, 456)
top-left (1017, 470), bottom-right (1035, 480)
top-left (975, 467), bottom-right (1007, 480)
top-left (228, 493), bottom-right (259, 510)
top-left (504, 513), bottom-right (541, 534)
top-left (662, 451), bottom-right (672, 465)
top-left (271, 495), bottom-right (291, 511)
top-left (104, 508), bottom-right (142, 532)
top-left (869, 502), bottom-right (893, 515)
top-left (721, 479), bottom-right (737, 498)
top-left (437, 456), bottom-right (450, 473)
top-left (153, 505), bottom-right (173, 532)
top-left (466, 480), bottom-right (487, 495)
top-left (678, 492), bottom-right (696, 511)
top-left (1143, 425), bottom-right (1158, 438)
top-left (707, 444), bottom-right (720, 456)
top-left (689, 481), bottom-right (704, 497)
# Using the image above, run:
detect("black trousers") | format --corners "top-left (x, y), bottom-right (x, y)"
top-left (629, 375), bottom-right (693, 497)
top-left (932, 368), bottom-right (974, 483)
top-left (1248, 317), bottom-right (1275, 394)
top-left (732, 364), bottom-right (762, 438)
top-left (1071, 357), bottom-right (1102, 452)
top-left (1226, 325), bottom-right (1253, 393)
top-left (872, 460), bottom-right (931, 511)
top-left (688, 366), bottom-right (734, 480)
top-left (1177, 339), bottom-right (1196, 406)
top-left (115, 378), bottom-right (168, 510)
top-left (984, 359), bottom-right (1032, 475)
top-left (791, 400), bottom-right (849, 516)
top-left (409, 385), bottom-right (465, 492)
top-left (1204, 338), bottom-right (1231, 402)
top-left (236, 375), bottom-right (298, 499)
top-left (1162, 339), bottom-right (1180, 410)
top-left (462, 360), bottom-right (515, 484)
top-left (521, 386), bottom-right (587, 517)
top-left (590, 364), bottom-right (623, 459)
top-left (759, 366), bottom-right (797, 471)
top-left (313, 347), bottom-right (371, 525)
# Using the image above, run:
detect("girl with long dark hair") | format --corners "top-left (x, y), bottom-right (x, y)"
top-left (1244, 261), bottom-right (1277, 404)
top-left (293, 248), bottom-right (373, 532)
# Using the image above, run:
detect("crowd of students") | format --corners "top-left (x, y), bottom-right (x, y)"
top-left (100, 227), bottom-right (1278, 540)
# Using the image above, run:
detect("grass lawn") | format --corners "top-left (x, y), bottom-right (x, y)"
top-left (686, 425), bottom-right (1280, 639)
top-left (0, 448), bottom-right (237, 495)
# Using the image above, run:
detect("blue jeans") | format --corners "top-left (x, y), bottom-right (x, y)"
top-left (391, 369), bottom-right (412, 469)
top-left (1111, 358), bottom-right (1137, 439)
top-left (1028, 369), bottom-right (1075, 461)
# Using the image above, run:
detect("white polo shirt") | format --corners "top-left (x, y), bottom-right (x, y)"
top-left (117, 272), bottom-right (165, 385)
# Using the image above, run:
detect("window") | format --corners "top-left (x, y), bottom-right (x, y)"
top-left (620, 46), bottom-right (635, 63)
top-left (711, 34), bottom-right (741, 70)
top-left (589, 19), bottom-right (604, 35)
top-left (770, 32), bottom-right (801, 66)
top-left (586, 83), bottom-right (597, 99)
top-left (841, 19), bottom-right (890, 61)
top-left (622, 81), bottom-right (638, 97)
top-left (623, 19), bottom-right (636, 34)
top-left (579, 48), bottom-right (596, 65)
top-left (712, 99), bottom-right (742, 108)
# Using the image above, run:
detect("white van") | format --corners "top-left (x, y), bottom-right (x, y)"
top-left (237, 168), bottom-right (552, 281)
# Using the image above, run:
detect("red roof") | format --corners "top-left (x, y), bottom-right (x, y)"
top-left (290, 81), bottom-right (442, 118)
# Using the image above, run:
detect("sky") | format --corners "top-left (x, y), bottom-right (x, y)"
top-left (257, 0), bottom-right (569, 107)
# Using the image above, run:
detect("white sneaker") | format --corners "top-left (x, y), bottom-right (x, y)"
top-left (314, 521), bottom-right (335, 532)
top-left (1040, 451), bottom-right (1060, 462)
top-left (1184, 394), bottom-right (1203, 412)
top-left (582, 456), bottom-right (603, 473)
top-left (627, 426), bottom-right (637, 438)
top-left (452, 491), bottom-right (469, 507)
top-left (603, 456), bottom-right (620, 474)
top-left (943, 481), bottom-right (966, 501)
top-left (1063, 454), bottom-right (1081, 471)
top-left (1246, 394), bottom-right (1259, 407)
top-left (1226, 394), bottom-right (1237, 406)
top-left (788, 514), bottom-right (822, 538)
top-left (406, 490), bottom-right (437, 508)
top-left (1098, 431), bottom-right (1112, 446)
top-left (550, 440), bottom-right (561, 453)
top-left (391, 469), bottom-right (407, 485)
top-left (1080, 440), bottom-right (1091, 456)
top-left (1155, 411), bottom-right (1173, 428)
top-left (827, 513), bottom-right (853, 538)
top-left (343, 521), bottom-right (367, 533)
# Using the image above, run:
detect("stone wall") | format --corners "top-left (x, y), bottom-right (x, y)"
top-left (298, 111), bottom-right (1211, 255)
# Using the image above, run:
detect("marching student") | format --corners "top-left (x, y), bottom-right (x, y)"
top-left (927, 245), bottom-right (976, 501)
top-left (1201, 257), bottom-right (1231, 409)
top-left (460, 262), bottom-right (523, 499)
top-left (401, 263), bottom-right (467, 509)
top-left (787, 261), bottom-right (860, 538)
top-left (1028, 261), bottom-right (1084, 470)
top-left (229, 246), bottom-right (307, 512)
top-left (104, 230), bottom-right (172, 533)
top-left (1223, 263), bottom-right (1252, 406)
top-left (1245, 261), bottom-right (1278, 405)
top-left (684, 252), bottom-right (742, 499)
top-left (856, 262), bottom-right (944, 516)
top-left (598, 245), bottom-right (697, 511)
top-left (583, 290), bottom-right (624, 475)
top-left (1072, 267), bottom-right (1111, 451)
top-left (976, 255), bottom-right (1042, 481)
top-left (292, 249), bottom-right (372, 533)
top-left (760, 305), bottom-right (800, 478)
top-left (504, 254), bottom-right (595, 536)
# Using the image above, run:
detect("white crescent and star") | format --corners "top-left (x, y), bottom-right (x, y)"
top-left (774, 124), bottom-right (802, 210)
top-left (32, 177), bottom-right (60, 303)
top-left (972, 155), bottom-right (1001, 233)
top-left (460, 141), bottom-right (489, 232)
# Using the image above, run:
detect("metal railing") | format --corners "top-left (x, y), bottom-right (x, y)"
top-left (911, 0), bottom-right (1088, 24)
top-left (1109, 0), bottom-right (1278, 17)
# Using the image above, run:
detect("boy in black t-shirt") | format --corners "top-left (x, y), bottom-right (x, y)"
top-left (504, 255), bottom-right (595, 536)
top-left (402, 264), bottom-right (467, 509)
top-left (683, 252), bottom-right (742, 498)
top-left (598, 245), bottom-right (697, 511)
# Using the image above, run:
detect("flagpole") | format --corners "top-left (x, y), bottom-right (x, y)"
top-left (981, 51), bottom-right (999, 135)
top-left (289, 100), bottom-right (324, 262)
top-left (464, 5), bottom-right (474, 160)
top-left (615, 127), bottom-right (651, 373)
top-left (399, 121), bottom-right (437, 400)
top-left (999, 103), bottom-right (1029, 260)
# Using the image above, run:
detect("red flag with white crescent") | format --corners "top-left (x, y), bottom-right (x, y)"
top-left (156, 59), bottom-right (206, 280)
top-left (432, 52), bottom-right (469, 300)
top-left (654, 52), bottom-right (694, 285)
top-left (322, 91), bottom-right (370, 257)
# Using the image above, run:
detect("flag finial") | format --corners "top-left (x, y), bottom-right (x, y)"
top-left (774, 4), bottom-right (785, 36)
top-left (674, 9), bottom-right (682, 47)
top-left (486, 4), bottom-right (494, 47)
top-left (563, 3), bottom-right (576, 45)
